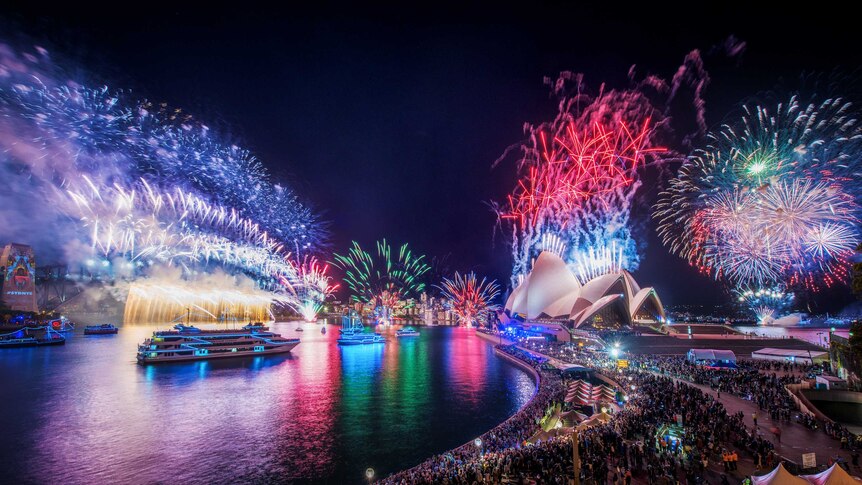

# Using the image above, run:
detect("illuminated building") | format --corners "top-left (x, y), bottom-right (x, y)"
top-left (503, 251), bottom-right (664, 332)
top-left (0, 243), bottom-right (38, 313)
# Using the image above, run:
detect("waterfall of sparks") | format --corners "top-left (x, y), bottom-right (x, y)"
top-left (122, 271), bottom-right (282, 324)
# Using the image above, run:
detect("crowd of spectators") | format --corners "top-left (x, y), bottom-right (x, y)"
top-left (380, 343), bottom-right (791, 484)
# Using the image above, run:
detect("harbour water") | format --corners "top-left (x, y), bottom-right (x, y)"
top-left (0, 323), bottom-right (534, 484)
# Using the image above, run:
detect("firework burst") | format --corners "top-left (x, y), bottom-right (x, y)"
top-left (436, 272), bottom-right (501, 327)
top-left (331, 240), bottom-right (430, 307)
top-left (736, 287), bottom-right (794, 324)
top-left (280, 257), bottom-right (338, 321)
top-left (655, 96), bottom-right (861, 292)
top-left (495, 72), bottom-right (668, 287)
top-left (0, 43), bottom-right (322, 289)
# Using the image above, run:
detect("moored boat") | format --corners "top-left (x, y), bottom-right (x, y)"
top-left (396, 326), bottom-right (420, 337)
top-left (243, 322), bottom-right (269, 332)
top-left (338, 333), bottom-right (385, 345)
top-left (338, 310), bottom-right (385, 345)
top-left (136, 323), bottom-right (299, 364)
top-left (84, 324), bottom-right (119, 335)
top-left (0, 326), bottom-right (66, 348)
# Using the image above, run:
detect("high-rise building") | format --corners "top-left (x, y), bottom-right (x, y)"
top-left (0, 243), bottom-right (38, 313)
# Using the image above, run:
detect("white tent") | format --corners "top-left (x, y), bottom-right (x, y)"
top-left (752, 348), bottom-right (829, 365)
top-left (752, 463), bottom-right (809, 485)
top-left (801, 463), bottom-right (861, 484)
top-left (687, 349), bottom-right (737, 364)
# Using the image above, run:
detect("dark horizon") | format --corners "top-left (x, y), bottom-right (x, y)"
top-left (2, 4), bottom-right (860, 313)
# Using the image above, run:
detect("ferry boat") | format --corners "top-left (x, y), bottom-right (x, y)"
top-left (396, 326), bottom-right (420, 337)
top-left (84, 324), bottom-right (119, 335)
top-left (136, 323), bottom-right (299, 364)
top-left (0, 326), bottom-right (66, 348)
top-left (337, 311), bottom-right (385, 345)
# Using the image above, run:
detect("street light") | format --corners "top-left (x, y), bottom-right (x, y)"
top-left (474, 437), bottom-right (483, 458)
top-left (365, 467), bottom-right (374, 483)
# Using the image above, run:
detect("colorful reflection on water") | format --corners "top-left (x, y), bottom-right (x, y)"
top-left (0, 323), bottom-right (533, 484)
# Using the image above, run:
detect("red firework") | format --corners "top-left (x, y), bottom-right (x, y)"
top-left (501, 119), bottom-right (662, 229)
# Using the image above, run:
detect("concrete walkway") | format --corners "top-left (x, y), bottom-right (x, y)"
top-left (677, 376), bottom-right (849, 459)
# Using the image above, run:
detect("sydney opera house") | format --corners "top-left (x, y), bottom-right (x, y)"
top-left (501, 251), bottom-right (665, 341)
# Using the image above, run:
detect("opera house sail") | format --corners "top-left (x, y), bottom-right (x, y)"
top-left (502, 252), bottom-right (664, 338)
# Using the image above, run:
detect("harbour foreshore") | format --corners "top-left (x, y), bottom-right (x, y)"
top-left (378, 339), bottom-right (556, 483)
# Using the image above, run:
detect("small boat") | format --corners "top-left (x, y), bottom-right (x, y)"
top-left (337, 310), bottom-right (385, 345)
top-left (338, 333), bottom-right (385, 345)
top-left (295, 326), bottom-right (304, 332)
top-left (0, 326), bottom-right (66, 348)
top-left (396, 326), bottom-right (420, 337)
top-left (84, 324), bottom-right (119, 335)
top-left (173, 324), bottom-right (202, 334)
top-left (243, 322), bottom-right (270, 332)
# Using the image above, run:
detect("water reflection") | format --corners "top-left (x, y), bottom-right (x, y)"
top-left (0, 322), bottom-right (532, 484)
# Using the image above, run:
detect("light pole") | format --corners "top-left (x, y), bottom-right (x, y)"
top-left (365, 467), bottom-right (374, 484)
top-left (474, 437), bottom-right (483, 458)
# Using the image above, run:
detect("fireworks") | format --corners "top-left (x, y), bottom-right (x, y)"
top-left (495, 73), bottom-right (666, 287)
top-left (436, 272), bottom-right (501, 326)
top-left (281, 256), bottom-right (338, 321)
top-left (331, 240), bottom-right (430, 307)
top-left (123, 269), bottom-right (281, 324)
top-left (655, 96), bottom-right (861, 292)
top-left (571, 242), bottom-right (624, 286)
top-left (66, 178), bottom-right (298, 281)
top-left (0, 43), bottom-right (321, 291)
top-left (736, 287), bottom-right (794, 324)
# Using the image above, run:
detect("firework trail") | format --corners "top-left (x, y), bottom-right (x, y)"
top-left (0, 43), bottom-right (321, 288)
top-left (331, 240), bottom-right (430, 309)
top-left (494, 72), bottom-right (668, 287)
top-left (435, 272), bottom-right (501, 327)
top-left (280, 256), bottom-right (338, 321)
top-left (655, 96), bottom-right (861, 318)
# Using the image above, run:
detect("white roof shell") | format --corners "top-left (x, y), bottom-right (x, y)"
top-left (505, 251), bottom-right (665, 327)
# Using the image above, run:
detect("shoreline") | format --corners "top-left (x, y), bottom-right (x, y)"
top-left (378, 338), bottom-right (544, 482)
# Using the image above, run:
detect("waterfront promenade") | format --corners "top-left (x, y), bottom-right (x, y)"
top-left (521, 340), bottom-right (860, 482)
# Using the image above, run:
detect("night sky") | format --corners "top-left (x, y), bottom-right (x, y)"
top-left (2, 4), bottom-right (860, 311)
